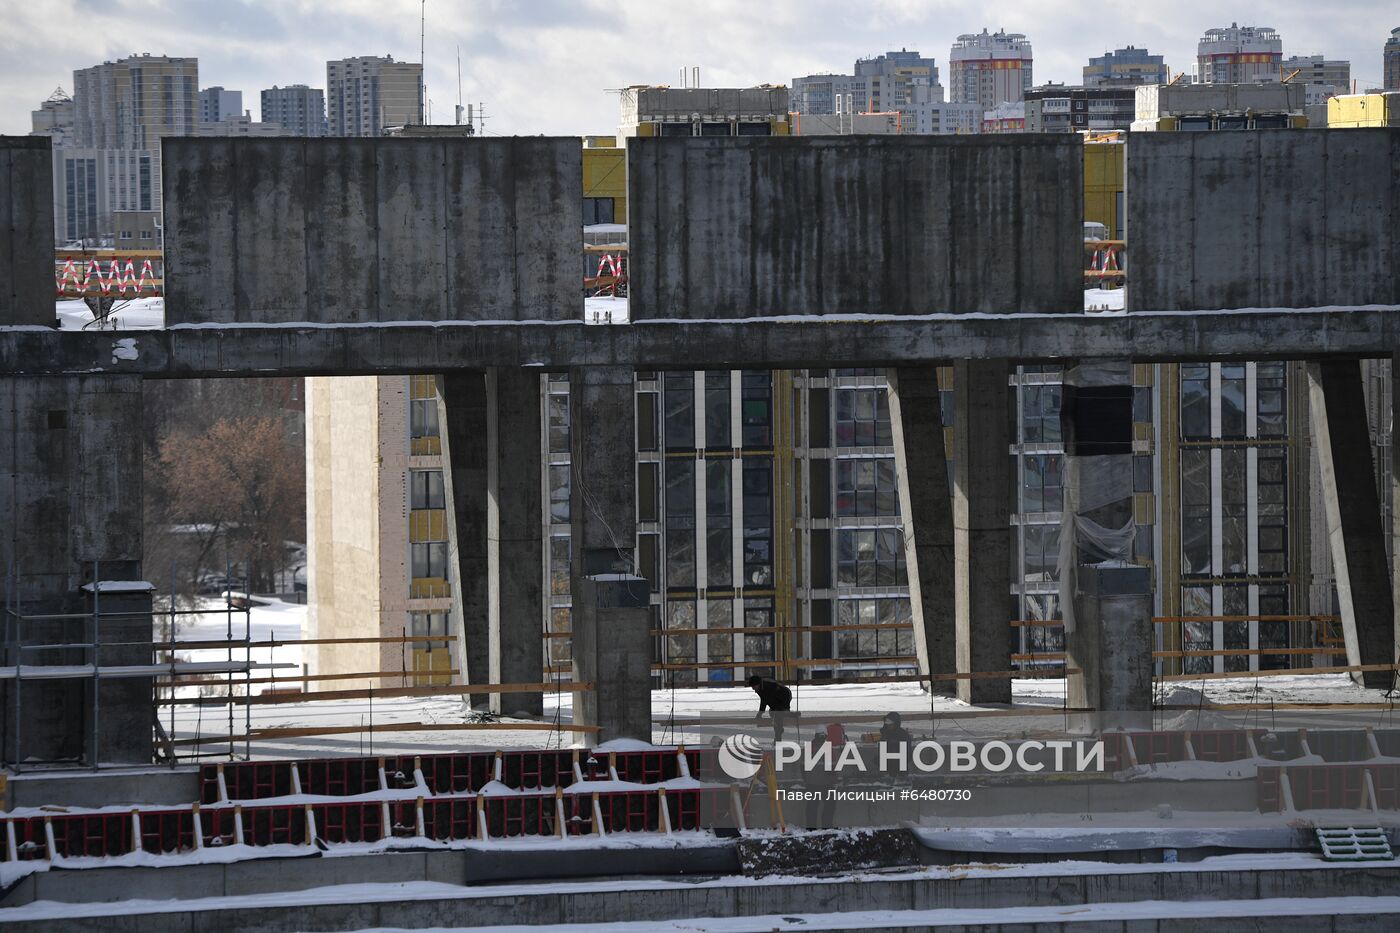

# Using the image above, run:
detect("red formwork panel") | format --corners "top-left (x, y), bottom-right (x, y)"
top-left (48, 812), bottom-right (134, 859)
top-left (1129, 732), bottom-right (1188, 765)
top-left (1288, 765), bottom-right (1367, 810)
top-left (384, 800), bottom-right (420, 839)
top-left (1257, 767), bottom-right (1284, 812)
top-left (667, 789), bottom-right (702, 831)
top-left (298, 757), bottom-right (382, 797)
top-left (239, 803), bottom-right (306, 846)
top-left (407, 753), bottom-right (496, 795)
top-left (481, 792), bottom-right (556, 838)
top-left (222, 761), bottom-right (295, 801)
top-left (684, 748), bottom-right (714, 781)
top-left (609, 750), bottom-right (680, 784)
top-left (595, 790), bottom-right (660, 834)
top-left (1101, 733), bottom-right (1128, 772)
top-left (1305, 731), bottom-right (1372, 763)
top-left (137, 809), bottom-right (197, 855)
top-left (498, 750), bottom-right (572, 790)
top-left (198, 765), bottom-right (223, 804)
top-left (421, 797), bottom-right (477, 841)
top-left (200, 806), bottom-right (241, 847)
top-left (1190, 730), bottom-right (1255, 763)
top-left (0, 817), bottom-right (50, 861)
top-left (310, 801), bottom-right (384, 844)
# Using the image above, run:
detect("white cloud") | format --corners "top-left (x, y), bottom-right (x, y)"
top-left (0, 0), bottom-right (1394, 137)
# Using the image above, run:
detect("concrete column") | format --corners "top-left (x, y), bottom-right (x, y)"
top-left (1307, 360), bottom-right (1395, 689)
top-left (487, 368), bottom-right (543, 716)
top-left (0, 376), bottom-right (146, 764)
top-left (1394, 352), bottom-right (1400, 683)
top-left (438, 372), bottom-right (491, 709)
top-left (1060, 362), bottom-right (1153, 721)
top-left (1, 137), bottom-right (55, 327)
top-left (951, 360), bottom-right (1012, 704)
top-left (886, 368), bottom-right (956, 692)
top-left (569, 366), bottom-right (650, 742)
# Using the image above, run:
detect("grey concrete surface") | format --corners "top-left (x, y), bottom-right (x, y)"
top-left (628, 135), bottom-right (1083, 319)
top-left (887, 368), bottom-right (955, 688)
top-left (568, 366), bottom-right (651, 741)
top-left (952, 360), bottom-right (1012, 704)
top-left (487, 368), bottom-right (543, 716)
top-left (161, 137), bottom-right (582, 324)
top-left (0, 376), bottom-right (147, 764)
top-left (5, 766), bottom-right (199, 810)
top-left (1308, 360), bottom-right (1396, 689)
top-left (5, 860), bottom-right (1398, 932)
top-left (439, 371), bottom-right (491, 709)
top-left (0, 137), bottom-right (53, 327)
top-left (1128, 129), bottom-right (1400, 311)
top-left (1070, 566), bottom-right (1154, 722)
top-left (4, 308), bottom-right (1399, 378)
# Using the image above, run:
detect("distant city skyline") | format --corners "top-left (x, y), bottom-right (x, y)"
top-left (0, 1), bottom-right (1394, 137)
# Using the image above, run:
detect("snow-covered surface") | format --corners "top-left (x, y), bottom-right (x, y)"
top-left (81, 580), bottom-right (156, 593)
top-left (1084, 287), bottom-right (1126, 313)
top-left (2, 853), bottom-right (1397, 923)
top-left (55, 297), bottom-right (165, 330)
top-left (584, 296), bottom-right (629, 324)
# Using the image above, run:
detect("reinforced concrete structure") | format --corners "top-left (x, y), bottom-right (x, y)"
top-left (2, 131), bottom-right (1399, 758)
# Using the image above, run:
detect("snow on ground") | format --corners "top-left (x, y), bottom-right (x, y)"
top-left (55, 297), bottom-right (165, 330)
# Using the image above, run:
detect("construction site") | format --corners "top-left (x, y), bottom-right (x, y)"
top-left (1, 122), bottom-right (1400, 931)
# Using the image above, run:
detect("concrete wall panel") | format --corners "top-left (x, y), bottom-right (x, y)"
top-left (1128, 129), bottom-right (1400, 311)
top-left (164, 138), bottom-right (581, 324)
top-left (628, 136), bottom-right (1083, 319)
top-left (1, 138), bottom-right (54, 326)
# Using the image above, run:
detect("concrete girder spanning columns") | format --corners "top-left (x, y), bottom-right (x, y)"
top-left (438, 369), bottom-right (544, 716)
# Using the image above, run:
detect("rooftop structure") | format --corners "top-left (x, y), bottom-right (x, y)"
top-left (1083, 46), bottom-right (1169, 87)
top-left (949, 29), bottom-right (1033, 109)
top-left (1196, 23), bottom-right (1282, 85)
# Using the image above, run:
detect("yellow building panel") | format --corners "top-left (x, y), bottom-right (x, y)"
top-left (409, 508), bottom-right (448, 542)
top-left (1328, 93), bottom-right (1400, 128)
top-left (583, 145), bottom-right (628, 219)
top-left (410, 435), bottom-right (441, 456)
top-left (410, 578), bottom-right (450, 599)
top-left (1083, 141), bottom-right (1125, 240)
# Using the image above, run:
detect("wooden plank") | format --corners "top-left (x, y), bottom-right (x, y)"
top-left (928, 668), bottom-right (1081, 682)
top-left (158, 669), bottom-right (462, 688)
top-left (1152, 615), bottom-right (1339, 624)
top-left (1153, 647), bottom-right (1345, 659)
top-left (160, 680), bottom-right (595, 707)
top-left (1158, 663), bottom-right (1398, 683)
top-left (169, 720), bottom-right (600, 746)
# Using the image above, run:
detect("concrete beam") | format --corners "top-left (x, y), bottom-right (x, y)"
top-left (4, 307), bottom-right (1399, 377)
top-left (569, 366), bottom-right (650, 742)
top-left (886, 368), bottom-right (955, 690)
top-left (487, 368), bottom-right (544, 716)
top-left (438, 371), bottom-right (491, 709)
top-left (952, 360), bottom-right (1012, 704)
top-left (0, 138), bottom-right (53, 327)
top-left (1307, 360), bottom-right (1396, 689)
top-left (162, 137), bottom-right (583, 324)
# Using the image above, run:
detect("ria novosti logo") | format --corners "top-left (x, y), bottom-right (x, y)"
top-left (718, 734), bottom-right (766, 779)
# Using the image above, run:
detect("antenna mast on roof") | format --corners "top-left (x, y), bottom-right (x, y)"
top-left (419, 0), bottom-right (427, 124)
top-left (455, 45), bottom-right (464, 125)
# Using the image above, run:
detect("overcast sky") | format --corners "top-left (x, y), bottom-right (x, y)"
top-left (1, 1), bottom-right (1395, 137)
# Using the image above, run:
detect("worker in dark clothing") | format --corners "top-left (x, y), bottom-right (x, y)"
top-left (803, 728), bottom-right (839, 830)
top-left (878, 711), bottom-right (914, 776)
top-left (749, 675), bottom-right (794, 742)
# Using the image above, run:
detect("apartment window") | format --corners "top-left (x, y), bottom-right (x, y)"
top-left (549, 464), bottom-right (571, 523)
top-left (665, 460), bottom-right (696, 588)
top-left (1180, 449), bottom-right (1212, 577)
top-left (409, 611), bottom-right (449, 648)
top-left (707, 460), bottom-right (732, 588)
top-left (1220, 364), bottom-right (1246, 438)
top-left (836, 528), bottom-right (905, 586)
top-left (582, 197), bottom-right (614, 225)
top-left (547, 392), bottom-right (570, 452)
top-left (1023, 524), bottom-right (1060, 582)
top-left (835, 388), bottom-right (891, 447)
top-left (743, 598), bottom-right (775, 661)
top-left (743, 458), bottom-right (773, 587)
top-left (1258, 585), bottom-right (1290, 669)
top-left (411, 541), bottom-right (448, 579)
top-left (835, 598), bottom-right (914, 660)
top-left (1256, 363), bottom-right (1286, 437)
top-left (1181, 585), bottom-right (1212, 675)
top-left (664, 372), bottom-right (695, 451)
top-left (1180, 364), bottom-right (1210, 439)
top-left (705, 372), bottom-right (731, 449)
top-left (741, 371), bottom-right (772, 448)
top-left (1022, 384), bottom-right (1062, 443)
top-left (1257, 447), bottom-right (1288, 575)
top-left (409, 470), bottom-right (445, 509)
top-left (409, 375), bottom-right (439, 444)
top-left (707, 599), bottom-right (734, 668)
top-left (1021, 454), bottom-right (1063, 513)
top-left (1220, 447), bottom-right (1247, 575)
top-left (834, 457), bottom-right (898, 517)
top-left (549, 536), bottom-right (571, 595)
top-left (665, 600), bottom-right (697, 664)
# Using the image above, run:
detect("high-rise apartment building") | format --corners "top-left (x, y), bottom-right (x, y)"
top-left (949, 29), bottom-right (1033, 110)
top-left (72, 54), bottom-right (198, 148)
top-left (792, 50), bottom-right (979, 134)
top-left (1024, 85), bottom-right (1138, 133)
top-left (31, 88), bottom-right (74, 148)
top-left (326, 56), bottom-right (423, 137)
top-left (1282, 55), bottom-right (1350, 96)
top-left (199, 86), bottom-right (242, 124)
top-left (1083, 47), bottom-right (1168, 87)
top-left (1387, 28), bottom-right (1400, 90)
top-left (1195, 24), bottom-right (1282, 84)
top-left (262, 85), bottom-right (328, 137)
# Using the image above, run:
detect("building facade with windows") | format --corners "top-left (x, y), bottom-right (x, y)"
top-left (1024, 85), bottom-right (1137, 132)
top-left (262, 85), bottom-right (328, 137)
top-left (617, 86), bottom-right (791, 138)
top-left (1084, 47), bottom-right (1169, 87)
top-left (949, 29), bottom-right (1033, 110)
top-left (326, 56), bottom-right (424, 137)
top-left (199, 86), bottom-right (242, 124)
top-left (49, 147), bottom-right (159, 246)
top-left (1387, 28), bottom-right (1400, 90)
top-left (73, 54), bottom-right (198, 149)
top-left (1195, 24), bottom-right (1283, 85)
